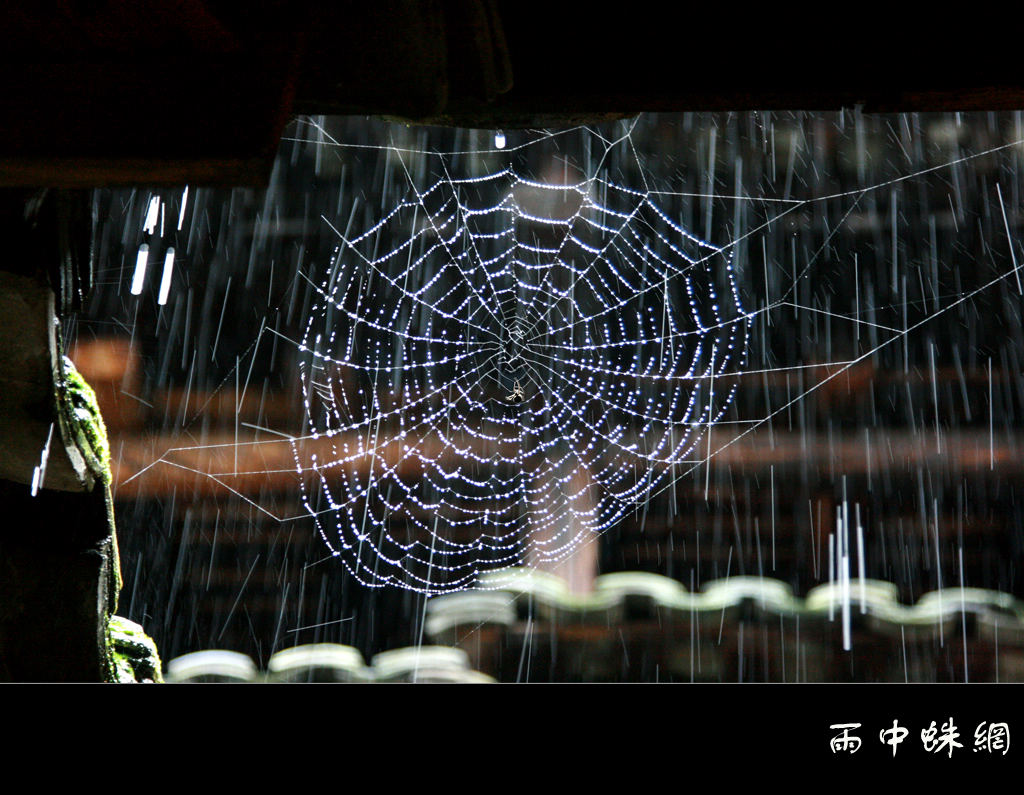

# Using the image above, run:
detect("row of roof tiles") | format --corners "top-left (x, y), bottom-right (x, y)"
top-left (162, 572), bottom-right (1024, 683)
top-left (425, 569), bottom-right (1024, 644)
top-left (164, 644), bottom-right (495, 683)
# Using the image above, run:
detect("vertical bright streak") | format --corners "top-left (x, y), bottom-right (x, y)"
top-left (157, 247), bottom-right (176, 306)
top-left (890, 189), bottom-right (898, 293)
top-left (853, 253), bottom-right (859, 342)
top-left (827, 531), bottom-right (835, 621)
top-left (770, 464), bottom-right (776, 570)
top-left (934, 497), bottom-right (943, 647)
top-left (704, 127), bottom-right (716, 240)
top-left (855, 503), bottom-right (866, 614)
top-left (989, 357), bottom-right (994, 469)
top-left (704, 344), bottom-right (716, 501)
top-left (900, 625), bottom-right (908, 683)
top-left (959, 546), bottom-right (968, 683)
top-left (840, 511), bottom-right (851, 651)
top-left (930, 342), bottom-right (940, 453)
top-left (143, 195), bottom-right (160, 234)
top-left (130, 244), bottom-right (150, 295)
top-left (762, 238), bottom-right (770, 326)
top-left (178, 186), bottom-right (190, 231)
top-left (996, 182), bottom-right (1022, 294)
top-left (842, 552), bottom-right (851, 650)
top-left (31, 423), bottom-right (54, 497)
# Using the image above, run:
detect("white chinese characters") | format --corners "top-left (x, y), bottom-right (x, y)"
top-left (921, 718), bottom-right (962, 757)
top-left (974, 722), bottom-right (1010, 755)
top-left (830, 720), bottom-right (1010, 756)
top-left (829, 724), bottom-right (863, 754)
top-left (879, 720), bottom-right (908, 756)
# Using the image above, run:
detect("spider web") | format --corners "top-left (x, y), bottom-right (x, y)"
top-left (288, 125), bottom-right (750, 592)
top-left (116, 113), bottom-right (1024, 597)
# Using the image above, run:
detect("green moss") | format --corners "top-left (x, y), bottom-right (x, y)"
top-left (59, 355), bottom-right (110, 484)
top-left (104, 484), bottom-right (122, 614)
top-left (53, 347), bottom-right (129, 680)
top-left (106, 616), bottom-right (164, 683)
top-left (57, 356), bottom-right (123, 613)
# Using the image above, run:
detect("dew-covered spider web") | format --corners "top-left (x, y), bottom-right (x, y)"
top-left (291, 124), bottom-right (750, 592)
top-left (110, 113), bottom-right (1024, 600)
